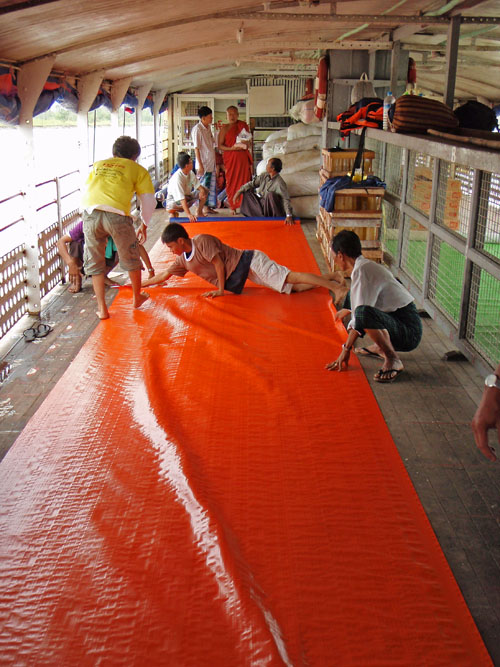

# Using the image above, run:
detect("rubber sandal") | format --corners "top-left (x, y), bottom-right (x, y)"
top-left (374, 368), bottom-right (403, 383)
top-left (356, 347), bottom-right (384, 360)
top-left (23, 322), bottom-right (52, 342)
top-left (35, 323), bottom-right (52, 338)
top-left (23, 327), bottom-right (37, 341)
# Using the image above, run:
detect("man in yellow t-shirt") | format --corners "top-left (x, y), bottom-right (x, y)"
top-left (82, 136), bottom-right (155, 319)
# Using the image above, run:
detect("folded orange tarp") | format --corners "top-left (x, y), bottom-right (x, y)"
top-left (0, 221), bottom-right (491, 665)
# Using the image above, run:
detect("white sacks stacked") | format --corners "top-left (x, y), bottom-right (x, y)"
top-left (258, 122), bottom-right (321, 219)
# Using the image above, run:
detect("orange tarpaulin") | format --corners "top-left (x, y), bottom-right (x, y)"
top-left (0, 221), bottom-right (491, 665)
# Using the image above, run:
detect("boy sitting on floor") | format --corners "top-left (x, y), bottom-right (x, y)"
top-left (142, 222), bottom-right (346, 302)
top-left (165, 153), bottom-right (208, 222)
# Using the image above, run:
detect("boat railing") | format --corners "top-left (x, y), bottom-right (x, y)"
top-left (0, 170), bottom-right (81, 340)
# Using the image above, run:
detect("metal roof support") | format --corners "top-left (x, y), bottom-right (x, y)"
top-left (390, 40), bottom-right (401, 95)
top-left (17, 56), bottom-right (55, 316)
top-left (77, 72), bottom-right (105, 181)
top-left (135, 84), bottom-right (152, 149)
top-left (111, 78), bottom-right (132, 112)
top-left (153, 89), bottom-right (168, 183)
top-left (444, 15), bottom-right (461, 107)
top-left (111, 78), bottom-right (132, 142)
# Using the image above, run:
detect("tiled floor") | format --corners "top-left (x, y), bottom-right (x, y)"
top-left (1, 214), bottom-right (499, 663)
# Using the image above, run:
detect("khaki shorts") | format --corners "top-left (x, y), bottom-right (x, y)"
top-left (247, 249), bottom-right (292, 294)
top-left (83, 210), bottom-right (141, 275)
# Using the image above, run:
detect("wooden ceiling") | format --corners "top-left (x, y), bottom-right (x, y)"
top-left (1, 0), bottom-right (499, 103)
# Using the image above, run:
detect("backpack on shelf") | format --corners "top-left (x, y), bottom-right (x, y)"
top-left (351, 73), bottom-right (376, 104)
top-left (454, 100), bottom-right (499, 132)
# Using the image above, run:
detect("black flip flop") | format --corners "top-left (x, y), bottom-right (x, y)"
top-left (374, 368), bottom-right (403, 383)
top-left (35, 323), bottom-right (52, 338)
top-left (23, 322), bottom-right (52, 342)
top-left (356, 347), bottom-right (384, 360)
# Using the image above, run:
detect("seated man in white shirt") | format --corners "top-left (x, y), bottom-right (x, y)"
top-left (166, 152), bottom-right (208, 222)
top-left (325, 230), bottom-right (422, 383)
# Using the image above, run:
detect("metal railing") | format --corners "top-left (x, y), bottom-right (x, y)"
top-left (0, 133), bottom-right (168, 341)
top-left (0, 171), bottom-right (81, 338)
top-left (364, 128), bottom-right (500, 372)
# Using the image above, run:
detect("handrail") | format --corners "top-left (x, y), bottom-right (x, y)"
top-left (0, 191), bottom-right (23, 206)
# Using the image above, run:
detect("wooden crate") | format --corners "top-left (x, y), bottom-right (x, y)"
top-left (332, 187), bottom-right (385, 213)
top-left (321, 149), bottom-right (375, 177)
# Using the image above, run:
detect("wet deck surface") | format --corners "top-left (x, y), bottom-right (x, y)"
top-left (0, 213), bottom-right (499, 663)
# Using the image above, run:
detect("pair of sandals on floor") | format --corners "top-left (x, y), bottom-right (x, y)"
top-left (23, 322), bottom-right (52, 342)
top-left (356, 347), bottom-right (403, 383)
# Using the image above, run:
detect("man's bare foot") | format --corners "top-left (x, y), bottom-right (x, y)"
top-left (374, 358), bottom-right (404, 383)
top-left (68, 275), bottom-right (82, 293)
top-left (104, 276), bottom-right (119, 287)
top-left (133, 291), bottom-right (149, 309)
top-left (332, 284), bottom-right (349, 307)
top-left (96, 308), bottom-right (110, 320)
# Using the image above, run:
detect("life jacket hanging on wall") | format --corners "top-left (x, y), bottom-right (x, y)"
top-left (314, 56), bottom-right (328, 120)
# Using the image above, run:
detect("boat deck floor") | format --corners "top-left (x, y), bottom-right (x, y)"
top-left (0, 210), bottom-right (499, 663)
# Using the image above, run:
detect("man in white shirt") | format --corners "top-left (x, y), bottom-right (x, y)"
top-left (325, 230), bottom-right (422, 383)
top-left (166, 152), bottom-right (208, 222)
top-left (191, 106), bottom-right (217, 213)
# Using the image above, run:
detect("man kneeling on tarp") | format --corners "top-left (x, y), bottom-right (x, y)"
top-left (142, 222), bottom-right (346, 302)
top-left (325, 230), bottom-right (422, 383)
top-left (235, 158), bottom-right (295, 225)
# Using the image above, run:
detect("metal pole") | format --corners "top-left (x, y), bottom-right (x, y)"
top-left (458, 168), bottom-right (481, 339)
top-left (55, 176), bottom-right (66, 283)
top-left (396, 148), bottom-right (409, 267)
top-left (421, 157), bottom-right (441, 301)
top-left (444, 15), bottom-right (461, 107)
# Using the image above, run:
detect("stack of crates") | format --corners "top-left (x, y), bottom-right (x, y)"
top-left (316, 147), bottom-right (384, 269)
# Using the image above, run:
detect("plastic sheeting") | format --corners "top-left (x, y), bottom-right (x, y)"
top-left (0, 220), bottom-right (491, 666)
top-left (289, 194), bottom-right (319, 219)
top-left (282, 170), bottom-right (320, 197)
top-left (287, 121), bottom-right (322, 141)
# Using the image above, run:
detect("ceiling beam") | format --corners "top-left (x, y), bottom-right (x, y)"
top-left (230, 12), bottom-right (500, 24)
top-left (403, 42), bottom-right (500, 51)
top-left (240, 56), bottom-right (318, 63)
top-left (451, 0), bottom-right (492, 13)
top-left (392, 24), bottom-right (425, 41)
top-left (18, 1), bottom-right (299, 63)
top-left (87, 36), bottom-right (394, 74)
top-left (0, 0), bottom-right (61, 15)
top-left (250, 39), bottom-right (392, 49)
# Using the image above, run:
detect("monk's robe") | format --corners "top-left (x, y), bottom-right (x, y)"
top-left (221, 120), bottom-right (252, 210)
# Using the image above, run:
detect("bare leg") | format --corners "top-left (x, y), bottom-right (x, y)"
top-left (104, 275), bottom-right (119, 286)
top-left (129, 268), bottom-right (149, 309)
top-left (68, 260), bottom-right (83, 293)
top-left (68, 272), bottom-right (83, 293)
top-left (286, 271), bottom-right (348, 304)
top-left (365, 328), bottom-right (404, 378)
top-left (197, 191), bottom-right (208, 217)
top-left (92, 274), bottom-right (109, 319)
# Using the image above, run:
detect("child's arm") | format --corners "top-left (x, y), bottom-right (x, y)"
top-left (138, 244), bottom-right (155, 279)
top-left (202, 253), bottom-right (226, 298)
top-left (142, 268), bottom-right (173, 287)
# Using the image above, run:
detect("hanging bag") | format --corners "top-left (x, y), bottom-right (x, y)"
top-left (351, 73), bottom-right (376, 104)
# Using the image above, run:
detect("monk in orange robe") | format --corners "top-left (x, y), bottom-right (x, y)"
top-left (218, 105), bottom-right (252, 213)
